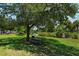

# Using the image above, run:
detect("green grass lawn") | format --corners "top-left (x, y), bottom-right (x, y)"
top-left (0, 34), bottom-right (79, 56)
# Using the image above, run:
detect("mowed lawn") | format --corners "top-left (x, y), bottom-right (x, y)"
top-left (0, 34), bottom-right (79, 56)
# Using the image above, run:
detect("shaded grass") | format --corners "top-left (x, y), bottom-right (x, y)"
top-left (0, 34), bottom-right (79, 56)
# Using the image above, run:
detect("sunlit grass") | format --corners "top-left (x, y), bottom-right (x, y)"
top-left (0, 46), bottom-right (35, 56)
top-left (0, 34), bottom-right (26, 39)
top-left (42, 36), bottom-right (79, 48)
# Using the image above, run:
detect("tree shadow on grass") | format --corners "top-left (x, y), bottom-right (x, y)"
top-left (0, 37), bottom-right (79, 56)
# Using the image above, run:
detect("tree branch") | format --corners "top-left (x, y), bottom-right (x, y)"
top-left (29, 23), bottom-right (35, 29)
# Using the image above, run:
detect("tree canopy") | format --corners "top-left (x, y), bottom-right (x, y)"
top-left (0, 3), bottom-right (78, 40)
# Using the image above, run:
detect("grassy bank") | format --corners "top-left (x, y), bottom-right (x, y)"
top-left (0, 34), bottom-right (79, 56)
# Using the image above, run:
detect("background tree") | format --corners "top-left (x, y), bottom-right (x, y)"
top-left (0, 16), bottom-right (8, 34)
top-left (73, 20), bottom-right (79, 32)
top-left (16, 3), bottom-right (78, 41)
top-left (0, 3), bottom-right (77, 41)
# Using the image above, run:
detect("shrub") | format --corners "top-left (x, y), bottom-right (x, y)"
top-left (71, 34), bottom-right (78, 39)
top-left (17, 32), bottom-right (25, 36)
top-left (56, 31), bottom-right (71, 38)
top-left (56, 31), bottom-right (66, 38)
top-left (38, 32), bottom-right (56, 37)
top-left (16, 26), bottom-right (25, 35)
top-left (65, 32), bottom-right (70, 38)
top-left (38, 32), bottom-right (78, 39)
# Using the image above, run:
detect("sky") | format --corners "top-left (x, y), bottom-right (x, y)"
top-left (68, 4), bottom-right (79, 22)
top-left (68, 13), bottom-right (79, 23)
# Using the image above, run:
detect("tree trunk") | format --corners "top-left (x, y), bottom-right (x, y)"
top-left (26, 18), bottom-right (30, 41)
top-left (77, 25), bottom-right (79, 31)
top-left (26, 26), bottom-right (30, 41)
